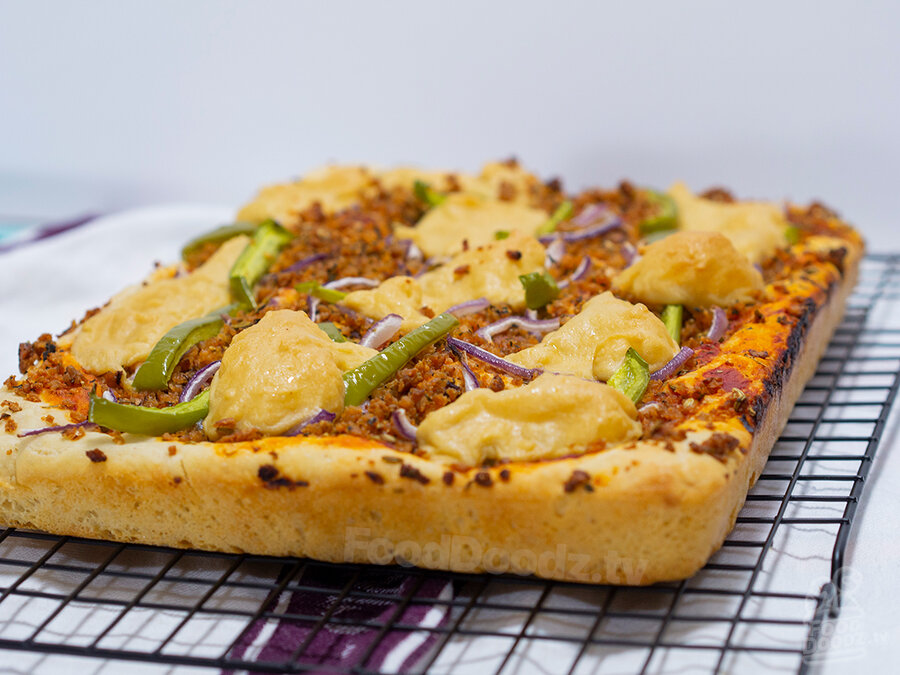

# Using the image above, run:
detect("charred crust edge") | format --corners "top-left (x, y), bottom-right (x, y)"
top-left (85, 448), bottom-right (107, 463)
top-left (399, 463), bottom-right (430, 484)
top-left (258, 463), bottom-right (309, 489)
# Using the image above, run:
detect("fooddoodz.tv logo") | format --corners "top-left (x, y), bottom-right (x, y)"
top-left (803, 568), bottom-right (868, 665)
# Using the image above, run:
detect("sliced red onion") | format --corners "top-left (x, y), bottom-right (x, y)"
top-left (18, 421), bottom-right (97, 438)
top-left (558, 256), bottom-right (591, 289)
top-left (707, 307), bottom-right (728, 342)
top-left (102, 389), bottom-right (118, 403)
top-left (649, 347), bottom-right (695, 381)
top-left (571, 255), bottom-right (592, 281)
top-left (460, 356), bottom-right (481, 390)
top-left (360, 314), bottom-right (403, 349)
top-left (284, 253), bottom-right (329, 273)
top-left (391, 409), bottom-right (418, 441)
top-left (413, 260), bottom-right (432, 278)
top-left (323, 276), bottom-right (379, 291)
top-left (539, 233), bottom-right (559, 245)
top-left (538, 216), bottom-right (624, 245)
top-left (447, 297), bottom-right (489, 317)
top-left (638, 402), bottom-right (661, 414)
top-left (180, 361), bottom-right (221, 403)
top-left (407, 241), bottom-right (424, 261)
top-left (286, 409), bottom-right (337, 436)
top-left (390, 237), bottom-right (410, 258)
top-left (571, 203), bottom-right (609, 227)
top-left (475, 316), bottom-right (560, 342)
top-left (307, 295), bottom-right (320, 322)
top-left (332, 304), bottom-right (360, 320)
top-left (560, 218), bottom-right (624, 243)
top-left (544, 237), bottom-right (566, 266)
top-left (525, 309), bottom-right (538, 321)
top-left (390, 236), bottom-right (423, 262)
top-left (621, 242), bottom-right (639, 268)
top-left (446, 337), bottom-right (541, 379)
top-left (447, 342), bottom-right (482, 390)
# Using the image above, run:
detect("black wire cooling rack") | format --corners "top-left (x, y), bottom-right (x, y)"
top-left (1, 254), bottom-right (899, 675)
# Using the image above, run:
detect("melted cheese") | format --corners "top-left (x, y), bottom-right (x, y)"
top-left (669, 182), bottom-right (788, 264)
top-left (237, 166), bottom-right (376, 225)
top-left (237, 161), bottom-right (541, 234)
top-left (342, 232), bottom-right (545, 330)
top-left (377, 167), bottom-right (461, 192)
top-left (612, 231), bottom-right (764, 307)
top-left (342, 276), bottom-right (430, 331)
top-left (470, 161), bottom-right (541, 204)
top-left (205, 310), bottom-right (375, 439)
top-left (417, 373), bottom-right (640, 465)
top-left (417, 232), bottom-right (545, 312)
top-left (71, 236), bottom-right (249, 374)
top-left (508, 292), bottom-right (678, 380)
top-left (393, 192), bottom-right (547, 257)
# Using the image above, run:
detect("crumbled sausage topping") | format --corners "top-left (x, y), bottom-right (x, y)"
top-left (5, 176), bottom-right (857, 470)
top-left (689, 433), bottom-right (742, 462)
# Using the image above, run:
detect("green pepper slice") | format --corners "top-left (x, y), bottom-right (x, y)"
top-left (317, 322), bottom-right (347, 342)
top-left (643, 229), bottom-right (675, 244)
top-left (181, 222), bottom-right (258, 261)
top-left (494, 230), bottom-right (510, 240)
top-left (229, 219), bottom-right (293, 308)
top-left (295, 281), bottom-right (348, 303)
top-left (639, 190), bottom-right (678, 234)
top-left (785, 225), bottom-right (800, 245)
top-left (132, 303), bottom-right (240, 391)
top-left (342, 312), bottom-right (459, 406)
top-left (661, 304), bottom-right (683, 345)
top-left (608, 348), bottom-right (650, 404)
top-left (535, 200), bottom-right (574, 236)
top-left (88, 389), bottom-right (211, 436)
top-left (413, 180), bottom-right (446, 207)
top-left (519, 271), bottom-right (560, 310)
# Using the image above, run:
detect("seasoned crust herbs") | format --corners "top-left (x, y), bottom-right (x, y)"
top-left (0, 160), bottom-right (864, 584)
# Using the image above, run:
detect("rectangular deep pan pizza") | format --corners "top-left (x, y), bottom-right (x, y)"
top-left (0, 161), bottom-right (863, 584)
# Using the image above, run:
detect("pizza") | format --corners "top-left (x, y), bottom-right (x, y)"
top-left (0, 160), bottom-right (863, 585)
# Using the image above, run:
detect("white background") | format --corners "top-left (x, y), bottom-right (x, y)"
top-left (1, 0), bottom-right (899, 248)
top-left (1, 1), bottom-right (899, 673)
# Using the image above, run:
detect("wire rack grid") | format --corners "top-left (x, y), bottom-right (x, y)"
top-left (0, 254), bottom-right (898, 675)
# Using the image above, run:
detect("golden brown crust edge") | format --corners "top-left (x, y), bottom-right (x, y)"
top-left (0, 242), bottom-right (862, 585)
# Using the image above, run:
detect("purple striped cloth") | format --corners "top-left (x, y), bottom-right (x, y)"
top-left (226, 566), bottom-right (452, 674)
top-left (0, 213), bottom-right (97, 253)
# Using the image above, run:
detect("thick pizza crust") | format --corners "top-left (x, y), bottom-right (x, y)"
top-left (0, 243), bottom-right (861, 585)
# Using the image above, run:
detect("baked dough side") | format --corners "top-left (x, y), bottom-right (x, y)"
top-left (0, 244), bottom-right (861, 585)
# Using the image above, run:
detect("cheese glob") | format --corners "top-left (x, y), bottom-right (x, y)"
top-left (612, 231), bottom-right (764, 308)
